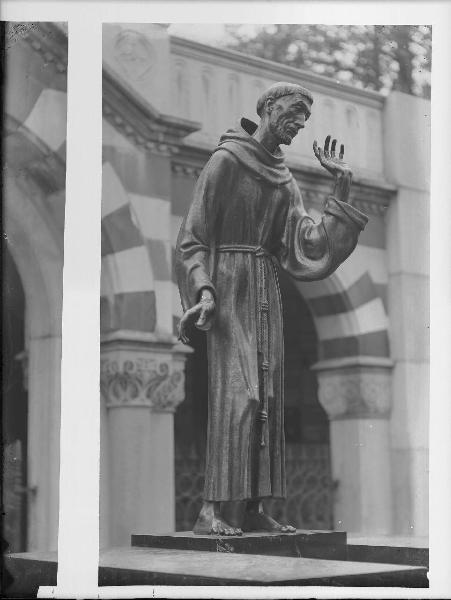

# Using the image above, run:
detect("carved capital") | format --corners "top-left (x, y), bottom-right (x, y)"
top-left (100, 341), bottom-right (187, 412)
top-left (315, 360), bottom-right (392, 420)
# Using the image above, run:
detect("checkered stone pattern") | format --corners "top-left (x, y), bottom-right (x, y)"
top-left (298, 243), bottom-right (389, 360)
top-left (101, 120), bottom-right (173, 337)
top-left (4, 23), bottom-right (67, 183)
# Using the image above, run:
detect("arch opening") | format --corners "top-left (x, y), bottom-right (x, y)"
top-left (2, 245), bottom-right (28, 552)
top-left (264, 269), bottom-right (333, 530)
top-left (4, 171), bottom-right (64, 551)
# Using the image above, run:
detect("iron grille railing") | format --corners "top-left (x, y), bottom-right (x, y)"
top-left (175, 443), bottom-right (333, 531)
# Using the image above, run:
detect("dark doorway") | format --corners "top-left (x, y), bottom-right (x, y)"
top-left (2, 245), bottom-right (28, 551)
top-left (174, 267), bottom-right (333, 530)
top-left (265, 269), bottom-right (333, 529)
top-left (174, 325), bottom-right (208, 530)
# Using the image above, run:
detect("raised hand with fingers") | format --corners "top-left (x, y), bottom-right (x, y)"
top-left (313, 135), bottom-right (353, 204)
top-left (178, 288), bottom-right (216, 344)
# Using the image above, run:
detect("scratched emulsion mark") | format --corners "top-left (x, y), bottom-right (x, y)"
top-left (294, 540), bottom-right (302, 557)
top-left (216, 538), bottom-right (235, 553)
top-left (5, 23), bottom-right (38, 50)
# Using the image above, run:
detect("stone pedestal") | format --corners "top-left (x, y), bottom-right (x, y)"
top-left (314, 357), bottom-right (394, 535)
top-left (132, 529), bottom-right (348, 560)
top-left (100, 333), bottom-right (190, 547)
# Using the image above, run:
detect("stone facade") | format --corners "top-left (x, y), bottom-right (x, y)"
top-left (99, 23), bottom-right (429, 543)
top-left (3, 23), bottom-right (430, 551)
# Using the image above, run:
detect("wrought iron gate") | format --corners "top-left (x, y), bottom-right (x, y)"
top-left (175, 442), bottom-right (333, 531)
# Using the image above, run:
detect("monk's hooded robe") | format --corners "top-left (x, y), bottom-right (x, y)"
top-left (176, 118), bottom-right (368, 502)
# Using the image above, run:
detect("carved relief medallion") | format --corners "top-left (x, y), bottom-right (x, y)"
top-left (113, 30), bottom-right (155, 82)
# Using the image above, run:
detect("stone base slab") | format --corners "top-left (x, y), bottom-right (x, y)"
top-left (131, 529), bottom-right (347, 560)
top-left (5, 547), bottom-right (428, 591)
top-left (347, 535), bottom-right (429, 567)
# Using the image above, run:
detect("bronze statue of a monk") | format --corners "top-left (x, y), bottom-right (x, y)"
top-left (175, 82), bottom-right (368, 536)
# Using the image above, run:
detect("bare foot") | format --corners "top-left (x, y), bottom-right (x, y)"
top-left (193, 501), bottom-right (243, 536)
top-left (243, 510), bottom-right (296, 534)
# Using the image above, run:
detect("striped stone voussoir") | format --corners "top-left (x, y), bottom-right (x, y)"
top-left (5, 24), bottom-right (67, 192)
top-left (298, 244), bottom-right (389, 360)
top-left (101, 156), bottom-right (173, 336)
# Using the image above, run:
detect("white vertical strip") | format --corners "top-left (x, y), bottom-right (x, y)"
top-left (429, 14), bottom-right (451, 595)
top-left (56, 20), bottom-right (101, 596)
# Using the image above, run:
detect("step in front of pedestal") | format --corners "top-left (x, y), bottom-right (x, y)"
top-left (131, 529), bottom-right (348, 560)
top-left (347, 536), bottom-right (429, 567)
top-left (100, 547), bottom-right (428, 587)
top-left (5, 547), bottom-right (428, 590)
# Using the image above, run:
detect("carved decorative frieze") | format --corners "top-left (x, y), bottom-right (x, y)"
top-left (171, 163), bottom-right (202, 178)
top-left (317, 366), bottom-right (392, 420)
top-left (299, 186), bottom-right (389, 217)
top-left (351, 197), bottom-right (388, 217)
top-left (101, 352), bottom-right (185, 412)
top-left (102, 67), bottom-right (201, 156)
top-left (20, 23), bottom-right (67, 73)
top-left (103, 103), bottom-right (180, 156)
top-left (171, 36), bottom-right (385, 110)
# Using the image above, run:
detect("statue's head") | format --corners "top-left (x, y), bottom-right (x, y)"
top-left (256, 82), bottom-right (313, 145)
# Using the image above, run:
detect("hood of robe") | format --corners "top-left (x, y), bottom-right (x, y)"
top-left (214, 117), bottom-right (293, 186)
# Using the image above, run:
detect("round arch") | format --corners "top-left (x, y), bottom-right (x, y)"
top-left (100, 160), bottom-right (159, 336)
top-left (292, 264), bottom-right (390, 364)
top-left (4, 170), bottom-right (64, 552)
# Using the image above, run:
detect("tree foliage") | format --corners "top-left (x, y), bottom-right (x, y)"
top-left (224, 25), bottom-right (431, 98)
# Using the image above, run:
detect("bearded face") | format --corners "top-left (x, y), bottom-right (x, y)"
top-left (268, 113), bottom-right (296, 145)
top-left (267, 95), bottom-right (308, 146)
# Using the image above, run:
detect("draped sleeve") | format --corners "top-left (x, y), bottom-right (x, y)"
top-left (278, 184), bottom-right (368, 281)
top-left (175, 150), bottom-right (236, 312)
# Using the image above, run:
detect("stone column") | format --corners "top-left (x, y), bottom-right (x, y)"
top-left (27, 335), bottom-right (62, 551)
top-left (100, 334), bottom-right (190, 547)
top-left (314, 357), bottom-right (394, 535)
top-left (383, 91), bottom-right (430, 537)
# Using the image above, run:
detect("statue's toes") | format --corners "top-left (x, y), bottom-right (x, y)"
top-left (234, 527), bottom-right (243, 536)
top-left (211, 525), bottom-right (220, 535)
top-left (224, 528), bottom-right (234, 536)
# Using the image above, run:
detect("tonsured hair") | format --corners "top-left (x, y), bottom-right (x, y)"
top-left (256, 81), bottom-right (314, 119)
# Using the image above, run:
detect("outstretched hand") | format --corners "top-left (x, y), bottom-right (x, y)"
top-left (178, 296), bottom-right (215, 344)
top-left (313, 135), bottom-right (352, 181)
